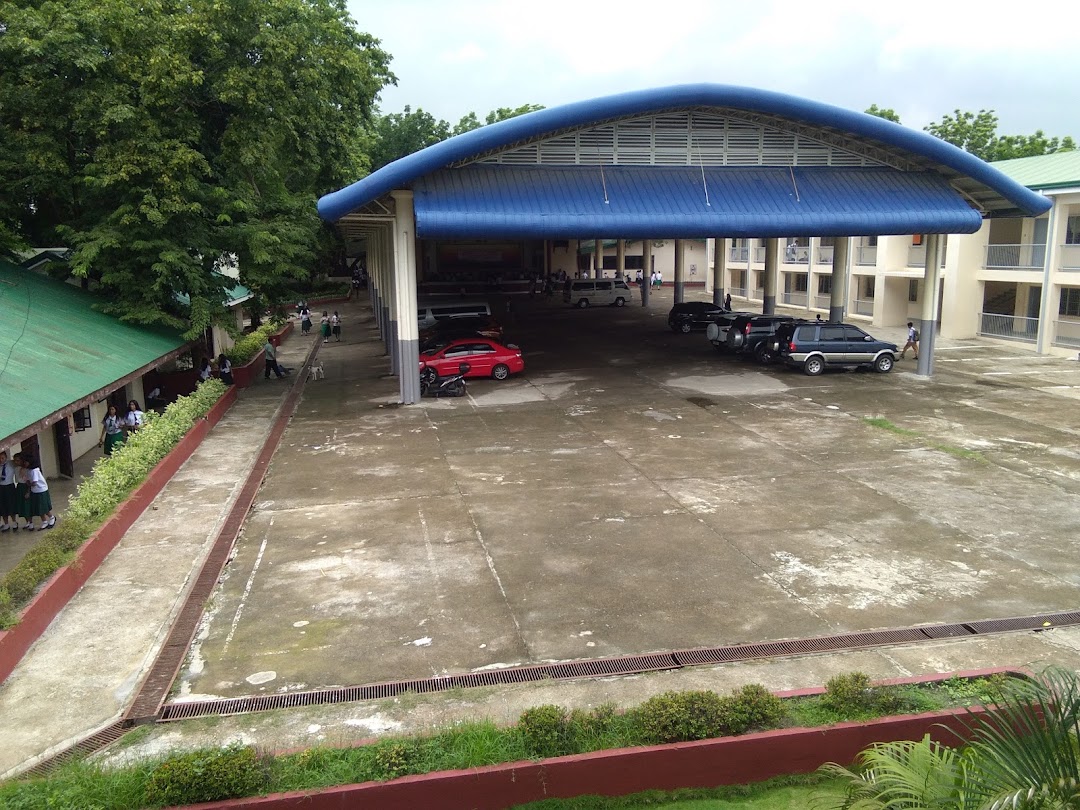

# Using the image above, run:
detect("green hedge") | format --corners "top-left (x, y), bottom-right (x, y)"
top-left (225, 322), bottom-right (279, 366)
top-left (0, 379), bottom-right (229, 628)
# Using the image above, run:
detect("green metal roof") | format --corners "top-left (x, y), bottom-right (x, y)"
top-left (175, 274), bottom-right (253, 308)
top-left (991, 151), bottom-right (1080, 191)
top-left (0, 261), bottom-right (188, 443)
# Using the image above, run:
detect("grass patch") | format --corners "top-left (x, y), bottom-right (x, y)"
top-left (863, 417), bottom-right (985, 462)
top-left (0, 674), bottom-right (1018, 808)
top-left (862, 416), bottom-right (917, 436)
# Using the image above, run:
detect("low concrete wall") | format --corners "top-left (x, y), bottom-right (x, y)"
top-left (232, 351), bottom-right (264, 389)
top-left (0, 386), bottom-right (239, 685)
top-left (268, 321), bottom-right (294, 348)
top-left (183, 695), bottom-right (994, 810)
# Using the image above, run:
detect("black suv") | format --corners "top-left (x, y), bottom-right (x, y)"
top-left (775, 321), bottom-right (898, 375)
top-left (667, 302), bottom-right (728, 333)
top-left (725, 315), bottom-right (796, 363)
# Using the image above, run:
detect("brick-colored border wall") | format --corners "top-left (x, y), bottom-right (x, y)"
top-left (184, 706), bottom-right (986, 810)
top-left (0, 386), bottom-right (239, 684)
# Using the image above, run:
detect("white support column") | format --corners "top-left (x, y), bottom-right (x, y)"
top-left (616, 239), bottom-right (626, 279)
top-left (763, 239), bottom-right (779, 314)
top-left (383, 225), bottom-right (399, 375)
top-left (1036, 202), bottom-right (1062, 354)
top-left (673, 238), bottom-right (686, 303)
top-left (641, 240), bottom-right (652, 307)
top-left (916, 234), bottom-right (942, 377)
top-left (391, 191), bottom-right (420, 404)
top-left (806, 237), bottom-right (817, 313)
top-left (712, 237), bottom-right (726, 306)
top-left (593, 239), bottom-right (603, 278)
top-left (829, 238), bottom-right (850, 323)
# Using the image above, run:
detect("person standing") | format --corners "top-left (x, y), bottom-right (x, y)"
top-left (899, 321), bottom-right (919, 360)
top-left (300, 306), bottom-right (312, 336)
top-left (198, 357), bottom-right (213, 382)
top-left (12, 453), bottom-right (30, 529)
top-left (98, 405), bottom-right (125, 456)
top-left (126, 400), bottom-right (145, 433)
top-left (217, 353), bottom-right (234, 386)
top-left (263, 340), bottom-right (285, 379)
top-left (320, 311), bottom-right (331, 344)
top-left (0, 450), bottom-right (18, 532)
top-left (724, 293), bottom-right (732, 310)
top-left (331, 311), bottom-right (342, 342)
top-left (23, 455), bottom-right (55, 530)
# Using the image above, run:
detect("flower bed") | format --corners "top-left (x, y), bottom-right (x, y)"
top-left (0, 380), bottom-right (235, 683)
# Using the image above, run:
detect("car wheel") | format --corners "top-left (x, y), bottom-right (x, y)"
top-left (577, 298), bottom-right (589, 308)
top-left (875, 354), bottom-right (894, 373)
top-left (803, 356), bottom-right (825, 376)
top-left (614, 297), bottom-right (626, 307)
top-left (679, 321), bottom-right (692, 334)
top-left (492, 363), bottom-right (510, 381)
top-left (754, 342), bottom-right (775, 364)
top-left (420, 366), bottom-right (437, 385)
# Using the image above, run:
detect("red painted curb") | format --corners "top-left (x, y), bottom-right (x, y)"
top-left (179, 706), bottom-right (988, 810)
top-left (0, 386), bottom-right (239, 685)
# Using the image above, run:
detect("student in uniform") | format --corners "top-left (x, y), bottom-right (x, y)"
top-left (21, 454), bottom-right (55, 531)
top-left (0, 450), bottom-right (18, 532)
top-left (12, 452), bottom-right (31, 529)
top-left (320, 311), bottom-right (331, 344)
top-left (126, 400), bottom-right (145, 434)
top-left (198, 357), bottom-right (213, 382)
top-left (217, 353), bottom-right (234, 386)
top-left (331, 311), bottom-right (342, 342)
top-left (98, 404), bottom-right (126, 456)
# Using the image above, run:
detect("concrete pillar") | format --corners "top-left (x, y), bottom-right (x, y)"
top-left (544, 239), bottom-right (552, 279)
top-left (641, 240), bottom-right (652, 307)
top-left (616, 239), bottom-right (626, 279)
top-left (391, 191), bottom-right (421, 404)
top-left (594, 239), bottom-right (603, 278)
top-left (829, 237), bottom-right (851, 323)
top-left (380, 229), bottom-right (393, 360)
top-left (916, 233), bottom-right (942, 378)
top-left (763, 239), bottom-right (779, 314)
top-left (673, 238), bottom-right (686, 303)
top-left (712, 238), bottom-right (726, 306)
top-left (1036, 203), bottom-right (1064, 354)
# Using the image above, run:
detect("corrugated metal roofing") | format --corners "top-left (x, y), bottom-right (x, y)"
top-left (0, 262), bottom-right (188, 442)
top-left (319, 84), bottom-right (1051, 223)
top-left (991, 151), bottom-right (1080, 191)
top-left (412, 166), bottom-right (984, 240)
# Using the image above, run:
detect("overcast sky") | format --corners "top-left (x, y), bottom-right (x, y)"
top-left (347, 0), bottom-right (1079, 138)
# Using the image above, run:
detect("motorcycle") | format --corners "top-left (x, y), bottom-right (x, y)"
top-left (420, 362), bottom-right (470, 398)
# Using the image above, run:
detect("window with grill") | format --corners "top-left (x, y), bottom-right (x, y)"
top-left (909, 279), bottom-right (920, 302)
top-left (72, 407), bottom-right (92, 432)
top-left (817, 275), bottom-right (832, 294)
top-left (864, 277), bottom-right (876, 298)
top-left (1060, 288), bottom-right (1080, 317)
top-left (1067, 217), bottom-right (1080, 245)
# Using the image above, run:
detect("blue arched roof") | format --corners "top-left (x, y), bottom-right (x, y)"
top-left (318, 84), bottom-right (1050, 229)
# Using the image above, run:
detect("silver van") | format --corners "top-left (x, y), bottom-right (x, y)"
top-left (563, 279), bottom-right (634, 308)
top-left (417, 300), bottom-right (492, 328)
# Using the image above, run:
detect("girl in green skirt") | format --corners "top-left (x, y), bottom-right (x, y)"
top-left (98, 404), bottom-right (125, 455)
top-left (23, 454), bottom-right (55, 530)
top-left (320, 311), bottom-right (331, 344)
top-left (13, 452), bottom-right (32, 529)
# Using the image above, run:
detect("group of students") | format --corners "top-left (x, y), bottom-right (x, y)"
top-left (198, 354), bottom-right (235, 386)
top-left (0, 449), bottom-right (55, 532)
top-left (97, 399), bottom-right (147, 456)
top-left (298, 306), bottom-right (343, 344)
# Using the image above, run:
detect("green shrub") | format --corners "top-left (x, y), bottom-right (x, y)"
top-left (635, 690), bottom-right (725, 744)
top-left (226, 323), bottom-right (279, 365)
top-left (517, 704), bottom-right (576, 758)
top-left (718, 683), bottom-right (785, 735)
top-left (822, 671), bottom-right (875, 715)
top-left (0, 379), bottom-right (228, 626)
top-left (145, 744), bottom-right (268, 805)
top-left (371, 740), bottom-right (420, 780)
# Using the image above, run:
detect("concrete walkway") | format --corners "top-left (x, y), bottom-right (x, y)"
top-left (0, 325), bottom-right (318, 778)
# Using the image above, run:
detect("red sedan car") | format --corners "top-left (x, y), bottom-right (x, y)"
top-left (419, 338), bottom-right (524, 382)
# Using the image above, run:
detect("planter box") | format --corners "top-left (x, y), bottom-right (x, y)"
top-left (183, 670), bottom-right (1010, 810)
top-left (0, 387), bottom-right (239, 685)
top-left (232, 350), bottom-right (264, 389)
top-left (268, 321), bottom-right (293, 348)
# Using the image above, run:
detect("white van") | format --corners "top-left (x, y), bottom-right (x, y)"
top-left (562, 279), bottom-right (634, 308)
top-left (417, 300), bottom-right (492, 328)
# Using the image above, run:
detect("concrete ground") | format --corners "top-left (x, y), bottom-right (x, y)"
top-left (8, 288), bottom-right (1080, 777)
top-left (177, 291), bottom-right (1080, 704)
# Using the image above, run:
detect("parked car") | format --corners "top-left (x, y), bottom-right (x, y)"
top-left (419, 338), bottom-right (524, 382)
top-left (419, 316), bottom-right (503, 349)
top-left (725, 315), bottom-right (796, 363)
top-left (563, 279), bottom-right (634, 308)
top-left (706, 311), bottom-right (754, 350)
top-left (775, 321), bottom-right (898, 375)
top-left (668, 302), bottom-right (729, 333)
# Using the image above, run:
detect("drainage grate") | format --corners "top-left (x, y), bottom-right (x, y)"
top-left (22, 721), bottom-right (128, 777)
top-left (158, 611), bottom-right (1080, 723)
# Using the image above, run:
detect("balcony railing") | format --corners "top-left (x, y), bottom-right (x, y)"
top-left (753, 246), bottom-right (767, 263)
top-left (813, 293), bottom-right (832, 310)
top-left (907, 245), bottom-right (926, 268)
top-left (816, 246), bottom-right (834, 264)
top-left (729, 246), bottom-right (749, 262)
top-left (780, 291), bottom-right (808, 307)
top-left (783, 246), bottom-right (810, 264)
top-left (1061, 244), bottom-right (1080, 271)
top-left (855, 246), bottom-right (877, 266)
top-left (978, 312), bottom-right (1038, 343)
top-left (751, 286), bottom-right (764, 300)
top-left (729, 286), bottom-right (748, 298)
top-left (1053, 319), bottom-right (1080, 347)
top-left (853, 298), bottom-right (874, 316)
top-left (983, 243), bottom-right (1045, 270)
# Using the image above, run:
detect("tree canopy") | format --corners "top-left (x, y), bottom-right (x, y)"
top-left (0, 0), bottom-right (393, 335)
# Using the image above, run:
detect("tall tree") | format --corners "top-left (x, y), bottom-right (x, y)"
top-left (368, 106), bottom-right (450, 172)
top-left (864, 104), bottom-right (901, 124)
top-left (925, 108), bottom-right (1076, 162)
top-left (0, 0), bottom-right (393, 335)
